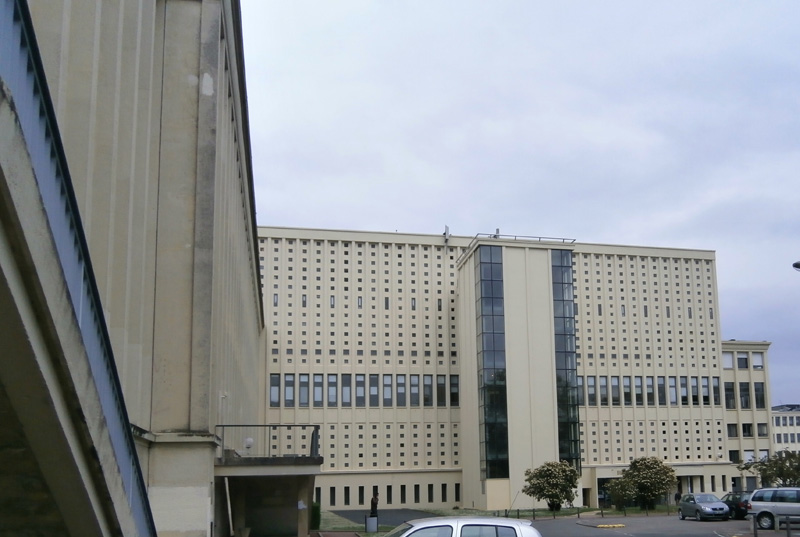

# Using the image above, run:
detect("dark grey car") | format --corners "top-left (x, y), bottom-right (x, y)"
top-left (678, 493), bottom-right (730, 521)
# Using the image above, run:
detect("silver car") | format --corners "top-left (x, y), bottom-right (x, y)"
top-left (383, 517), bottom-right (543, 537)
top-left (747, 487), bottom-right (800, 529)
top-left (678, 493), bottom-right (730, 521)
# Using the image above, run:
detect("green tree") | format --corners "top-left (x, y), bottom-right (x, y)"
top-left (606, 477), bottom-right (636, 510)
top-left (739, 449), bottom-right (800, 487)
top-left (622, 457), bottom-right (676, 509)
top-left (522, 460), bottom-right (579, 511)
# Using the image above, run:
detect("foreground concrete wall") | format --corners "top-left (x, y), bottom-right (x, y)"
top-left (28, 0), bottom-right (263, 535)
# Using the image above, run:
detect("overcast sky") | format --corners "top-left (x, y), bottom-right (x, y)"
top-left (240, 1), bottom-right (800, 407)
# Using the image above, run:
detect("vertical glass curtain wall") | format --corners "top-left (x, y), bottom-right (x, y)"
top-left (476, 245), bottom-right (508, 479)
top-left (552, 250), bottom-right (581, 470)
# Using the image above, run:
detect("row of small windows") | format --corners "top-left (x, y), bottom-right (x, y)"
top-left (589, 304), bottom-right (713, 320)
top-left (273, 295), bottom-right (442, 311)
top-left (728, 449), bottom-right (769, 464)
top-left (726, 422), bottom-right (769, 438)
top-left (269, 373), bottom-right (459, 408)
top-left (775, 415), bottom-right (800, 427)
top-left (722, 351), bottom-right (764, 370)
top-left (316, 483), bottom-right (460, 507)
top-left (578, 375), bottom-right (723, 407)
top-left (579, 376), bottom-right (767, 409)
top-left (777, 433), bottom-right (800, 444)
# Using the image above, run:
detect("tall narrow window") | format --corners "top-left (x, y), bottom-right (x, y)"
top-left (369, 374), bottom-right (379, 406)
top-left (646, 376), bottom-right (654, 406)
top-left (701, 377), bottom-right (710, 405)
top-left (754, 382), bottom-right (766, 409)
top-left (270, 374), bottom-right (280, 407)
top-left (691, 377), bottom-right (699, 406)
top-left (355, 374), bottom-right (365, 407)
top-left (342, 374), bottom-right (352, 407)
top-left (396, 374), bottom-right (406, 406)
top-left (599, 376), bottom-right (608, 406)
top-left (724, 382), bottom-right (736, 409)
top-left (712, 377), bottom-right (721, 405)
top-left (383, 375), bottom-right (393, 406)
top-left (313, 374), bottom-right (323, 407)
top-left (450, 375), bottom-right (460, 407)
top-left (587, 376), bottom-right (596, 406)
top-left (634, 376), bottom-right (643, 406)
top-left (284, 374), bottom-right (295, 407)
top-left (423, 375), bottom-right (433, 407)
top-left (410, 375), bottom-right (420, 406)
top-left (657, 376), bottom-right (666, 406)
top-left (740, 382), bottom-right (751, 409)
top-left (611, 376), bottom-right (621, 406)
top-left (327, 374), bottom-right (338, 407)
top-left (437, 375), bottom-right (447, 407)
top-left (669, 377), bottom-right (677, 406)
top-left (680, 377), bottom-right (688, 406)
top-left (299, 374), bottom-right (309, 407)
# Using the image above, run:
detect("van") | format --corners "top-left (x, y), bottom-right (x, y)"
top-left (746, 488), bottom-right (800, 529)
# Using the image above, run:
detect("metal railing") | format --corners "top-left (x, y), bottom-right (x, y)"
top-left (456, 232), bottom-right (577, 266)
top-left (0, 1), bottom-right (156, 535)
top-left (216, 424), bottom-right (321, 463)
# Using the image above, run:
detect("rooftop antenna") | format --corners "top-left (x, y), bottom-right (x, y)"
top-left (443, 225), bottom-right (450, 244)
top-left (493, 228), bottom-right (500, 239)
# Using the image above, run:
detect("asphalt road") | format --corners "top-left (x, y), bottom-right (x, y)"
top-left (333, 509), bottom-right (800, 537)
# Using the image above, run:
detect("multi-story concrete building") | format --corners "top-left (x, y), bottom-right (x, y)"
top-left (259, 226), bottom-right (774, 510)
top-left (2, 1), bottom-right (318, 536)
top-left (772, 404), bottom-right (800, 455)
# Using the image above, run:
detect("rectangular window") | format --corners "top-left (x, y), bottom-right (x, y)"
top-left (410, 375), bottom-right (420, 406)
top-left (599, 376), bottom-right (608, 406)
top-left (342, 374), bottom-right (352, 407)
top-left (437, 375), bottom-right (447, 407)
top-left (330, 487), bottom-right (335, 507)
top-left (344, 486), bottom-right (350, 506)
top-left (657, 376), bottom-right (666, 406)
top-left (414, 484), bottom-right (420, 503)
top-left (737, 352), bottom-right (749, 369)
top-left (740, 382), bottom-right (751, 409)
top-left (423, 375), bottom-right (433, 407)
top-left (722, 351), bottom-right (733, 369)
top-left (646, 377), bottom-right (654, 406)
top-left (313, 374), bottom-right (323, 407)
top-left (752, 352), bottom-right (764, 369)
top-left (754, 382), bottom-right (766, 409)
top-left (359, 486), bottom-right (365, 506)
top-left (669, 377), bottom-right (677, 406)
top-left (725, 382), bottom-right (736, 409)
top-left (450, 375), bottom-right (460, 406)
top-left (441, 484), bottom-right (447, 502)
top-left (427, 484), bottom-right (434, 503)
top-left (758, 423), bottom-right (768, 437)
top-left (270, 374), bottom-right (280, 407)
top-left (634, 376), bottom-right (643, 406)
top-left (355, 374), bottom-right (366, 407)
top-left (387, 485), bottom-right (392, 505)
top-left (620, 376), bottom-right (629, 406)
top-left (702, 377), bottom-right (710, 405)
top-left (397, 374), bottom-right (406, 406)
top-left (587, 376), bottom-right (596, 406)
top-left (691, 377), bottom-right (699, 406)
top-left (729, 450), bottom-right (741, 463)
top-left (400, 485), bottom-right (406, 504)
top-left (712, 377), bottom-right (721, 405)
top-left (285, 374), bottom-right (295, 407)
top-left (742, 423), bottom-right (753, 438)
top-left (384, 297), bottom-right (389, 309)
top-left (299, 374), bottom-right (309, 407)
top-left (383, 374), bottom-right (393, 406)
top-left (369, 374), bottom-right (380, 407)
top-left (727, 424), bottom-right (738, 438)
top-left (327, 374), bottom-right (338, 407)
top-left (680, 376), bottom-right (689, 406)
top-left (577, 376), bottom-right (585, 405)
top-left (617, 376), bottom-right (627, 406)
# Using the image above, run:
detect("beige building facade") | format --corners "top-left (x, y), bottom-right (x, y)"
top-left (260, 226), bottom-right (775, 511)
top-left (3, 1), bottom-right (321, 536)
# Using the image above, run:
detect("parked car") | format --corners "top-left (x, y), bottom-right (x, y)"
top-left (720, 492), bottom-right (751, 520)
top-left (678, 493), bottom-right (730, 521)
top-left (746, 487), bottom-right (800, 529)
top-left (383, 517), bottom-right (543, 537)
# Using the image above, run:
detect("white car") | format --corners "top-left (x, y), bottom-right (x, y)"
top-left (383, 517), bottom-right (543, 537)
